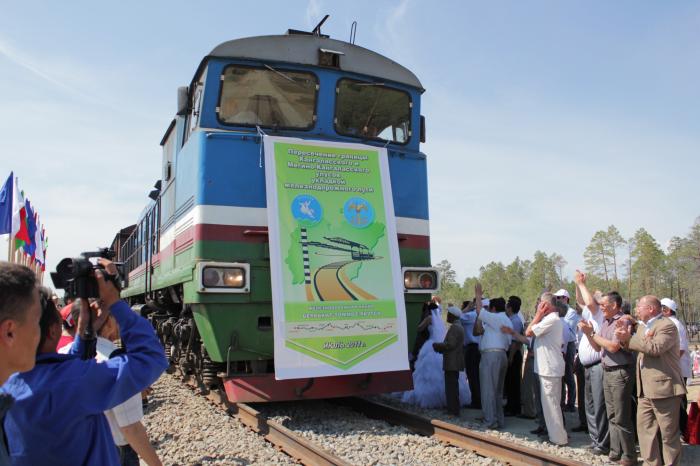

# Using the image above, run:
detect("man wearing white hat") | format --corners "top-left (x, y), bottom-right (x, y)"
top-left (433, 306), bottom-right (466, 417)
top-left (661, 297), bottom-right (690, 439)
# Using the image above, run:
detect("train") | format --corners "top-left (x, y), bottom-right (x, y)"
top-left (110, 21), bottom-right (439, 402)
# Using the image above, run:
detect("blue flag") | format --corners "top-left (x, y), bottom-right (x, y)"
top-left (23, 199), bottom-right (36, 258)
top-left (0, 172), bottom-right (12, 235)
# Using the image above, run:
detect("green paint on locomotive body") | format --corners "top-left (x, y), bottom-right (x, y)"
top-left (122, 239), bottom-right (432, 363)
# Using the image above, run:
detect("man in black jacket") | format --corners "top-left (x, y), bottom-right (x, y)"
top-left (434, 306), bottom-right (466, 416)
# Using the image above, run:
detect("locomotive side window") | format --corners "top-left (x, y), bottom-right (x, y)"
top-left (334, 79), bottom-right (411, 144)
top-left (217, 65), bottom-right (318, 130)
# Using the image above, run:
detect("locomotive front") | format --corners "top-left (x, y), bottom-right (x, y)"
top-left (115, 31), bottom-right (439, 402)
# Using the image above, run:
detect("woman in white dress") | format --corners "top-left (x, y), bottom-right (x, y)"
top-left (402, 303), bottom-right (471, 409)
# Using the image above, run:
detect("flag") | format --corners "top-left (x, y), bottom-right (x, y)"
top-left (34, 215), bottom-right (44, 266)
top-left (23, 199), bottom-right (36, 259)
top-left (41, 228), bottom-right (47, 271)
top-left (13, 186), bottom-right (30, 245)
top-left (0, 172), bottom-right (12, 234)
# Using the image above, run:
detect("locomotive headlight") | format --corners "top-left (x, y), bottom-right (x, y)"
top-left (402, 267), bottom-right (440, 294)
top-left (203, 268), bottom-right (222, 287)
top-left (223, 269), bottom-right (245, 287)
top-left (198, 262), bottom-right (250, 293)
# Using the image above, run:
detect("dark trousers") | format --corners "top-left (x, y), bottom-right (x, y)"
top-left (118, 444), bottom-right (140, 466)
top-left (603, 366), bottom-right (635, 461)
top-left (464, 344), bottom-right (481, 408)
top-left (575, 355), bottom-right (587, 427)
top-left (504, 350), bottom-right (522, 415)
top-left (681, 377), bottom-right (688, 439)
top-left (562, 341), bottom-right (576, 408)
top-left (445, 370), bottom-right (460, 415)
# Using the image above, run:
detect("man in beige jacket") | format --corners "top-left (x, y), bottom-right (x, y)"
top-left (616, 295), bottom-right (687, 466)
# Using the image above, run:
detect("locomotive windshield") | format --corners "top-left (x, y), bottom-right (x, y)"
top-left (218, 65), bottom-right (318, 129)
top-left (335, 79), bottom-right (411, 144)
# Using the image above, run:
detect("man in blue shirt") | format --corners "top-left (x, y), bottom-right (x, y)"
top-left (460, 299), bottom-right (481, 409)
top-left (2, 260), bottom-right (168, 466)
top-left (0, 264), bottom-right (42, 466)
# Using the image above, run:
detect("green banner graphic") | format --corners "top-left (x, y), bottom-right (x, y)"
top-left (264, 137), bottom-right (408, 379)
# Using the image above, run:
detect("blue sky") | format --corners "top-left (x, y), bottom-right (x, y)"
top-left (1, 1), bottom-right (699, 283)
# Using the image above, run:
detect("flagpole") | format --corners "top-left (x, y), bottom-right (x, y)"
top-left (6, 235), bottom-right (11, 263)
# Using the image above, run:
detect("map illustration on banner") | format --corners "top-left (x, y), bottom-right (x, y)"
top-left (264, 136), bottom-right (408, 380)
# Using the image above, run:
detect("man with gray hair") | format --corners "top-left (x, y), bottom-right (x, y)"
top-left (526, 292), bottom-right (567, 445)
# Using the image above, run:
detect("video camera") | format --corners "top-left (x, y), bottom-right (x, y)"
top-left (51, 248), bottom-right (122, 299)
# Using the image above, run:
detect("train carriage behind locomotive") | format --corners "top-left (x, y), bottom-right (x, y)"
top-left (112, 29), bottom-right (440, 402)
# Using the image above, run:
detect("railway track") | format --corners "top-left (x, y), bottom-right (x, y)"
top-left (333, 397), bottom-right (587, 466)
top-left (182, 379), bottom-right (350, 466)
top-left (181, 374), bottom-right (585, 466)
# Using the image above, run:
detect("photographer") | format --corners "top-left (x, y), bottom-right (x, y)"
top-left (0, 263), bottom-right (41, 466)
top-left (2, 259), bottom-right (168, 466)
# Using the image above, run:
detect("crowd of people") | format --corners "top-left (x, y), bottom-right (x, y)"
top-left (0, 261), bottom-right (168, 466)
top-left (407, 270), bottom-right (697, 466)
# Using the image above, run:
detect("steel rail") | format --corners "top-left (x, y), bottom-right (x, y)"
top-left (183, 379), bottom-right (350, 466)
top-left (334, 397), bottom-right (586, 466)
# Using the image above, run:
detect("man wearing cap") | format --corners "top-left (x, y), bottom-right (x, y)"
top-left (433, 305), bottom-right (466, 417)
top-left (574, 272), bottom-right (609, 455)
top-left (661, 297), bottom-right (691, 440)
top-left (460, 300), bottom-right (481, 409)
top-left (473, 283), bottom-right (512, 429)
top-left (616, 296), bottom-right (686, 466)
top-left (555, 289), bottom-right (579, 413)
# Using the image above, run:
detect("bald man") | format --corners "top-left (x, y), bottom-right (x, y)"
top-left (616, 296), bottom-right (687, 466)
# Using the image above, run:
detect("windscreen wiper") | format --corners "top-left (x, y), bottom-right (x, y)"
top-left (264, 64), bottom-right (308, 89)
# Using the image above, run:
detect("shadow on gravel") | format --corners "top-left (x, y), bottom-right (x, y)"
top-left (143, 397), bottom-right (166, 413)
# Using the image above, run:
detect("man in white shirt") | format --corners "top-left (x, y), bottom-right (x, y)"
top-left (574, 271), bottom-right (609, 455)
top-left (661, 298), bottom-right (691, 440)
top-left (526, 292), bottom-right (567, 446)
top-left (474, 284), bottom-right (512, 430)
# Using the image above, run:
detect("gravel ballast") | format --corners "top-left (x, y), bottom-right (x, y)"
top-left (141, 374), bottom-right (295, 465)
top-left (260, 400), bottom-right (503, 465)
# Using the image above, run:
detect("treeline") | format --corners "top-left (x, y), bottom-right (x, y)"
top-left (435, 217), bottom-right (700, 323)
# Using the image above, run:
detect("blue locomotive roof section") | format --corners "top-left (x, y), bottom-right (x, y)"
top-left (206, 35), bottom-right (423, 91)
top-left (181, 131), bottom-right (429, 221)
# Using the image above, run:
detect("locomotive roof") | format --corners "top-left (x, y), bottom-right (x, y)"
top-left (206, 34), bottom-right (423, 91)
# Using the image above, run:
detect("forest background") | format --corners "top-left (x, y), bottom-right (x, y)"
top-left (435, 216), bottom-right (700, 324)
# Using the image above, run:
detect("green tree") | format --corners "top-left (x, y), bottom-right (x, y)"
top-left (605, 225), bottom-right (626, 290)
top-left (584, 230), bottom-right (612, 288)
top-left (630, 228), bottom-right (666, 297)
top-left (434, 259), bottom-right (461, 304)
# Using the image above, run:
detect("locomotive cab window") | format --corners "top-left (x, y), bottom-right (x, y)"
top-left (218, 65), bottom-right (318, 129)
top-left (335, 79), bottom-right (411, 144)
